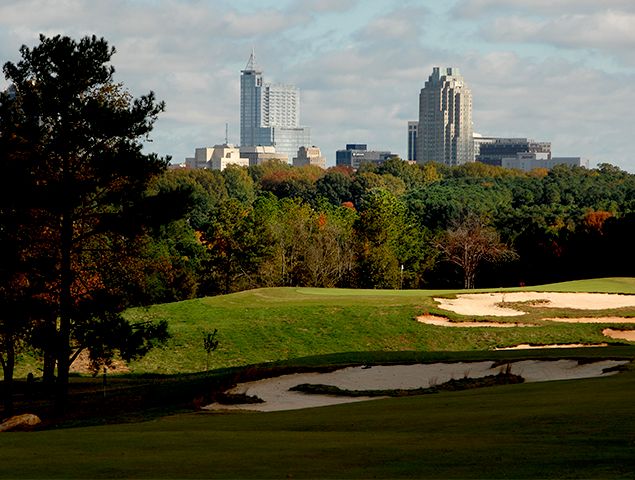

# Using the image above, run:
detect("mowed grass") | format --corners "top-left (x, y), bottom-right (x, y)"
top-left (3, 278), bottom-right (635, 478)
top-left (125, 278), bottom-right (635, 374)
top-left (2, 358), bottom-right (635, 479)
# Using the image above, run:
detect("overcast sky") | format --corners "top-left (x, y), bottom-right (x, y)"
top-left (1, 0), bottom-right (634, 171)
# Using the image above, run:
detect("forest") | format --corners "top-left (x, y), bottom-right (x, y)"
top-left (152, 158), bottom-right (635, 298)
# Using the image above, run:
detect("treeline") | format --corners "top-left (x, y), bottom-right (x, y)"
top-left (151, 159), bottom-right (635, 299)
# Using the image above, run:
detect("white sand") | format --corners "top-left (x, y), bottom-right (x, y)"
top-left (603, 329), bottom-right (635, 342)
top-left (416, 314), bottom-right (535, 328)
top-left (203, 360), bottom-right (628, 412)
top-left (495, 343), bottom-right (608, 350)
top-left (545, 317), bottom-right (635, 324)
top-left (435, 292), bottom-right (635, 317)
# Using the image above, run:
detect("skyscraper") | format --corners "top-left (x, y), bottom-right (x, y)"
top-left (417, 67), bottom-right (474, 165)
top-left (407, 121), bottom-right (418, 161)
top-left (240, 51), bottom-right (310, 161)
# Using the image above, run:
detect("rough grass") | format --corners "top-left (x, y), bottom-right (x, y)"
top-left (2, 360), bottom-right (634, 478)
top-left (121, 278), bottom-right (635, 375)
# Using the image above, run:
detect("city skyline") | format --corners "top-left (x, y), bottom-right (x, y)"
top-left (0, 1), bottom-right (634, 171)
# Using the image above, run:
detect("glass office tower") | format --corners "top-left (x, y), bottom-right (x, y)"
top-left (240, 52), bottom-right (310, 161)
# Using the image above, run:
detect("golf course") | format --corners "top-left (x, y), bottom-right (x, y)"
top-left (1, 277), bottom-right (635, 478)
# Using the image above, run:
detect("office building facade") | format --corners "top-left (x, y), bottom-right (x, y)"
top-left (502, 153), bottom-right (585, 172)
top-left (293, 146), bottom-right (326, 169)
top-left (407, 121), bottom-right (418, 161)
top-left (240, 52), bottom-right (310, 161)
top-left (336, 144), bottom-right (398, 170)
top-left (240, 145), bottom-right (288, 166)
top-left (477, 137), bottom-right (551, 166)
top-left (183, 145), bottom-right (249, 170)
top-left (417, 67), bottom-right (474, 165)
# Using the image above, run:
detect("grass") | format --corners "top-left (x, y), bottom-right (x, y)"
top-left (2, 354), bottom-right (635, 478)
top-left (2, 277), bottom-right (635, 477)
top-left (120, 277), bottom-right (635, 375)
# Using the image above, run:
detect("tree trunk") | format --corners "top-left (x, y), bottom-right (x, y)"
top-left (1, 341), bottom-right (15, 416)
top-left (42, 314), bottom-right (57, 386)
top-left (55, 207), bottom-right (74, 413)
top-left (464, 266), bottom-right (475, 290)
top-left (42, 350), bottom-right (56, 385)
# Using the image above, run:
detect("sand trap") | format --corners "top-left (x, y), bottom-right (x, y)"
top-left (495, 343), bottom-right (608, 350)
top-left (203, 360), bottom-right (628, 412)
top-left (603, 329), bottom-right (635, 342)
top-left (545, 317), bottom-right (635, 324)
top-left (416, 314), bottom-right (535, 328)
top-left (435, 292), bottom-right (635, 317)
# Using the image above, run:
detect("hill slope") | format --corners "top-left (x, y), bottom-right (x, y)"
top-left (125, 278), bottom-right (635, 374)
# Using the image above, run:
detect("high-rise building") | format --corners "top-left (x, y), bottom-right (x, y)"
top-left (240, 51), bottom-right (311, 161)
top-left (407, 121), bottom-right (418, 161)
top-left (417, 67), bottom-right (474, 165)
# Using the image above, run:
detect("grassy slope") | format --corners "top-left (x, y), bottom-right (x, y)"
top-left (3, 278), bottom-right (635, 478)
top-left (125, 278), bottom-right (635, 374)
top-left (2, 363), bottom-right (635, 478)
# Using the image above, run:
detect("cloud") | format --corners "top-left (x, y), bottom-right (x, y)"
top-left (1, 0), bottom-right (634, 171)
top-left (354, 5), bottom-right (428, 44)
top-left (483, 11), bottom-right (635, 51)
top-left (464, 51), bottom-right (635, 166)
top-left (453, 0), bottom-right (635, 18)
top-left (289, 0), bottom-right (358, 14)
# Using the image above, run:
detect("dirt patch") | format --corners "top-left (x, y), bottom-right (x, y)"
top-left (416, 314), bottom-right (535, 328)
top-left (602, 329), bottom-right (635, 342)
top-left (545, 317), bottom-right (635, 324)
top-left (495, 343), bottom-right (608, 350)
top-left (435, 292), bottom-right (635, 317)
top-left (69, 350), bottom-right (130, 375)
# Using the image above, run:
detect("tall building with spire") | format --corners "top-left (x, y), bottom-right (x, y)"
top-left (240, 51), bottom-right (310, 161)
top-left (416, 67), bottom-right (474, 165)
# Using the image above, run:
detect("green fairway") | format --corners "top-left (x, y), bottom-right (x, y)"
top-left (3, 278), bottom-right (635, 478)
top-left (123, 278), bottom-right (635, 374)
top-left (2, 357), bottom-right (635, 479)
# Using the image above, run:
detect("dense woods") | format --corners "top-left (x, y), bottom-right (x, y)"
top-left (155, 159), bottom-right (635, 298)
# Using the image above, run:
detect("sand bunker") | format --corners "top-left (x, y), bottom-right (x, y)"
top-left (495, 343), bottom-right (608, 350)
top-left (545, 317), bottom-right (635, 324)
top-left (416, 314), bottom-right (535, 328)
top-left (602, 329), bottom-right (635, 342)
top-left (435, 292), bottom-right (635, 317)
top-left (203, 360), bottom-right (628, 412)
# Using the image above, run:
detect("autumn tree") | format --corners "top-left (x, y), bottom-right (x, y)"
top-left (437, 213), bottom-right (517, 289)
top-left (302, 202), bottom-right (356, 287)
top-left (1, 34), bottom-right (178, 409)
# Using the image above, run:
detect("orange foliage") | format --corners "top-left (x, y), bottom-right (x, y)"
top-left (528, 168), bottom-right (549, 178)
top-left (317, 213), bottom-right (327, 230)
top-left (583, 210), bottom-right (612, 231)
top-left (328, 165), bottom-right (354, 177)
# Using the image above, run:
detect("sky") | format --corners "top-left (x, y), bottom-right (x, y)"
top-left (1, 0), bottom-right (634, 171)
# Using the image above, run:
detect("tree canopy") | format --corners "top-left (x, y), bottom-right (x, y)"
top-left (0, 34), bottom-right (181, 410)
